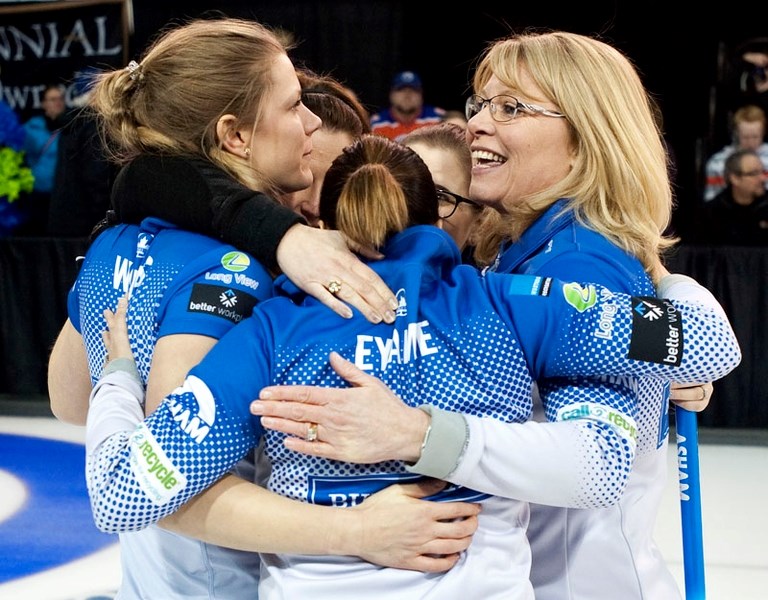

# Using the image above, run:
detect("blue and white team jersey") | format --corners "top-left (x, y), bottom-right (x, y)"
top-left (488, 199), bottom-right (704, 600)
top-left (72, 217), bottom-right (274, 600)
top-left (85, 225), bottom-right (740, 599)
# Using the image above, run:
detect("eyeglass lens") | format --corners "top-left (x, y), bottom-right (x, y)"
top-left (436, 189), bottom-right (460, 218)
top-left (465, 95), bottom-right (518, 122)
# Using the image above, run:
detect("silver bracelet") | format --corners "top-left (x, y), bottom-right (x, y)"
top-left (420, 422), bottom-right (433, 454)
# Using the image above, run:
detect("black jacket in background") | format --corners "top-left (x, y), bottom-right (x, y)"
top-left (47, 108), bottom-right (118, 237)
top-left (108, 154), bottom-right (304, 272)
top-left (699, 188), bottom-right (768, 246)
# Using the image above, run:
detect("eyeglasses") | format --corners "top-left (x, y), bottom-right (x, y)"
top-left (736, 169), bottom-right (764, 177)
top-left (465, 94), bottom-right (565, 123)
top-left (436, 187), bottom-right (481, 219)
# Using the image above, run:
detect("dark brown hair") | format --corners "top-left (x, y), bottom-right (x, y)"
top-left (299, 69), bottom-right (370, 136)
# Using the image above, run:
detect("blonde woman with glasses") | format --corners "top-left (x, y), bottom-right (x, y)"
top-left (251, 30), bottom-right (735, 600)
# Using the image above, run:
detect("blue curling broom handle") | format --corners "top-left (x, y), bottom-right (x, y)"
top-left (675, 405), bottom-right (706, 600)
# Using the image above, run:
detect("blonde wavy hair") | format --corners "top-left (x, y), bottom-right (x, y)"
top-left (89, 18), bottom-right (288, 193)
top-left (471, 31), bottom-right (677, 271)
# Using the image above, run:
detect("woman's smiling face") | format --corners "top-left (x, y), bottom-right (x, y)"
top-left (466, 72), bottom-right (573, 214)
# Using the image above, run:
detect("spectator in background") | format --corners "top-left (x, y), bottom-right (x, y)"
top-left (48, 70), bottom-right (118, 236)
top-left (703, 104), bottom-right (768, 201)
top-left (370, 71), bottom-right (445, 141)
top-left (727, 37), bottom-right (768, 117)
top-left (0, 98), bottom-right (35, 236)
top-left (739, 47), bottom-right (768, 111)
top-left (19, 83), bottom-right (66, 233)
top-left (700, 148), bottom-right (768, 244)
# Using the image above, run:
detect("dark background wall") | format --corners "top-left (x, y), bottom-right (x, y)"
top-left (128, 1), bottom-right (768, 240)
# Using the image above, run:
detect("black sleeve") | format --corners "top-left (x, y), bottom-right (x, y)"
top-left (111, 154), bottom-right (305, 272)
top-left (79, 118), bottom-right (118, 227)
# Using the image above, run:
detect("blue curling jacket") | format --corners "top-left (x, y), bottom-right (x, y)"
top-left (83, 223), bottom-right (741, 600)
top-left (490, 200), bottom-right (716, 600)
top-left (71, 217), bottom-right (274, 600)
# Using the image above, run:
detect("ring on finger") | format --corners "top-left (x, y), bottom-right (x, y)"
top-left (327, 280), bottom-right (342, 295)
top-left (700, 385), bottom-right (708, 401)
top-left (306, 422), bottom-right (319, 442)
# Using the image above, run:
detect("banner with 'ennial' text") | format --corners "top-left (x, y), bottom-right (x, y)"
top-left (0, 0), bottom-right (132, 121)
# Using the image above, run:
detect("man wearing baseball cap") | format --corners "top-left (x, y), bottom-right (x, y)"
top-left (370, 70), bottom-right (446, 141)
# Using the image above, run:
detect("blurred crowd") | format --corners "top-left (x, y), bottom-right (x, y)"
top-left (2, 55), bottom-right (767, 246)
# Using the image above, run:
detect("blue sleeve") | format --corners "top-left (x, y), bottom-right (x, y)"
top-left (483, 274), bottom-right (741, 384)
top-left (543, 283), bottom-right (742, 383)
top-left (187, 312), bottom-right (275, 417)
top-left (156, 247), bottom-right (275, 340)
top-left (86, 315), bottom-right (274, 533)
top-left (67, 278), bottom-right (81, 332)
top-left (482, 271), bottom-right (641, 504)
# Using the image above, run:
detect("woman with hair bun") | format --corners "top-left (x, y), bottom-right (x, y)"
top-left (48, 18), bottom-right (478, 598)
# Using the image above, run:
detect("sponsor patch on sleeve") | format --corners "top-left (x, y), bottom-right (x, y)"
top-left (628, 297), bottom-right (683, 366)
top-left (506, 275), bottom-right (553, 297)
top-left (187, 283), bottom-right (258, 324)
top-left (128, 423), bottom-right (187, 505)
top-left (562, 282), bottom-right (598, 312)
top-left (556, 401), bottom-right (637, 443)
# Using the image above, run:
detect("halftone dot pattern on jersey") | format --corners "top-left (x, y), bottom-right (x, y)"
top-left (572, 421), bottom-right (630, 508)
top-left (75, 253), bottom-right (183, 386)
top-left (548, 288), bottom-right (634, 382)
top-left (75, 256), bottom-right (120, 381)
top-left (87, 432), bottom-right (139, 532)
top-left (549, 292), bottom-right (740, 383)
top-left (546, 290), bottom-right (741, 456)
top-left (265, 310), bottom-right (534, 505)
top-left (77, 224), bottom-right (275, 532)
top-left (516, 272), bottom-right (674, 468)
top-left (421, 314), bottom-right (532, 422)
top-left (89, 392), bottom-right (256, 532)
top-left (538, 381), bottom-right (634, 508)
top-left (635, 378), bottom-right (669, 456)
top-left (81, 226), bottom-right (742, 538)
